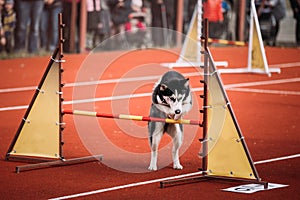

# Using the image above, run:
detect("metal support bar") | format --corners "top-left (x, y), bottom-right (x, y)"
top-left (16, 155), bottom-right (103, 173)
top-left (161, 174), bottom-right (268, 189)
top-left (160, 172), bottom-right (207, 188)
top-left (58, 12), bottom-right (65, 163)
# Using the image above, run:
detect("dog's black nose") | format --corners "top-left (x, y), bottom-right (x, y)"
top-left (175, 109), bottom-right (181, 114)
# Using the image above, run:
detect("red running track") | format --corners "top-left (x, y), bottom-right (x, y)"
top-left (0, 46), bottom-right (300, 199)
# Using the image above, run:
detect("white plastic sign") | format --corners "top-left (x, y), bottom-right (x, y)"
top-left (222, 183), bottom-right (288, 194)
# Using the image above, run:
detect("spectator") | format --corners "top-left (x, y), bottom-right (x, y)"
top-left (86, 0), bottom-right (111, 48)
top-left (0, 0), bottom-right (6, 51)
top-left (125, 0), bottom-right (146, 32)
top-left (40, 0), bottom-right (63, 52)
top-left (289, 0), bottom-right (300, 45)
top-left (2, 0), bottom-right (16, 53)
top-left (14, 0), bottom-right (44, 54)
top-left (131, 0), bottom-right (142, 12)
top-left (87, 0), bottom-right (101, 48)
top-left (62, 0), bottom-right (81, 53)
top-left (149, 0), bottom-right (176, 47)
top-left (269, 0), bottom-right (286, 46)
top-left (98, 0), bottom-right (111, 42)
top-left (203, 0), bottom-right (224, 39)
top-left (109, 0), bottom-right (132, 35)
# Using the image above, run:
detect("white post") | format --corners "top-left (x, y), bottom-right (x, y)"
top-left (197, 0), bottom-right (202, 62)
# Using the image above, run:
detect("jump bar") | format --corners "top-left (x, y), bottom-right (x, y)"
top-left (207, 38), bottom-right (247, 46)
top-left (63, 110), bottom-right (202, 126)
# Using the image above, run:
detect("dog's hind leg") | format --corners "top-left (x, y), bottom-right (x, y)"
top-left (168, 124), bottom-right (183, 170)
top-left (148, 122), bottom-right (164, 171)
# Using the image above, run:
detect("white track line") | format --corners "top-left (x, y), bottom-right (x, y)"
top-left (0, 105), bottom-right (29, 112)
top-left (0, 86), bottom-right (37, 93)
top-left (65, 92), bottom-right (153, 105)
top-left (227, 88), bottom-right (300, 95)
top-left (1, 77), bottom-right (299, 112)
top-left (224, 77), bottom-right (300, 88)
top-left (254, 154), bottom-right (300, 165)
top-left (269, 62), bottom-right (300, 69)
top-left (49, 171), bottom-right (205, 200)
top-left (1, 61), bottom-right (300, 94)
top-left (0, 72), bottom-right (201, 94)
top-left (49, 153), bottom-right (300, 200)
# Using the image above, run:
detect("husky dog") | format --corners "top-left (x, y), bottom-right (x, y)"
top-left (148, 71), bottom-right (192, 171)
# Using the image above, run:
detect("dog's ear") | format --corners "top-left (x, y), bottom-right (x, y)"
top-left (184, 78), bottom-right (190, 88)
top-left (160, 84), bottom-right (168, 91)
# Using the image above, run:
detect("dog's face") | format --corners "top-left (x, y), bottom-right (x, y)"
top-left (156, 78), bottom-right (190, 117)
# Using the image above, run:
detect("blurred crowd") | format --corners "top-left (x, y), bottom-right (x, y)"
top-left (0, 0), bottom-right (299, 57)
top-left (0, 0), bottom-right (198, 55)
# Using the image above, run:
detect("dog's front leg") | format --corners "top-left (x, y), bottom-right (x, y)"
top-left (171, 124), bottom-right (183, 170)
top-left (148, 130), bottom-right (163, 171)
top-left (149, 150), bottom-right (158, 171)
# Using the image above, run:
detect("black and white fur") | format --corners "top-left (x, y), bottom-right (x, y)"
top-left (148, 71), bottom-right (192, 171)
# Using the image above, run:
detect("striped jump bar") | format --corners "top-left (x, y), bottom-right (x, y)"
top-left (63, 110), bottom-right (202, 126)
top-left (208, 38), bottom-right (247, 46)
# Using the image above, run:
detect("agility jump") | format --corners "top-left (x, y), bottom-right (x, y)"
top-left (207, 38), bottom-right (247, 46)
top-left (5, 13), bottom-right (268, 189)
top-left (218, 0), bottom-right (280, 76)
top-left (5, 13), bottom-right (204, 172)
top-left (63, 110), bottom-right (203, 126)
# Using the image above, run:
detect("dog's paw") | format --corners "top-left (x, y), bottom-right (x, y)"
top-left (148, 165), bottom-right (157, 171)
top-left (173, 163), bottom-right (183, 170)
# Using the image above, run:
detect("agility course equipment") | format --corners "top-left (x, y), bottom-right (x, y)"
top-left (161, 0), bottom-right (228, 68)
top-left (208, 38), bottom-right (247, 46)
top-left (218, 0), bottom-right (280, 76)
top-left (63, 110), bottom-right (202, 126)
top-left (5, 14), bottom-right (103, 172)
top-left (5, 14), bottom-right (267, 189)
top-left (5, 14), bottom-right (202, 172)
top-left (160, 19), bottom-right (268, 188)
